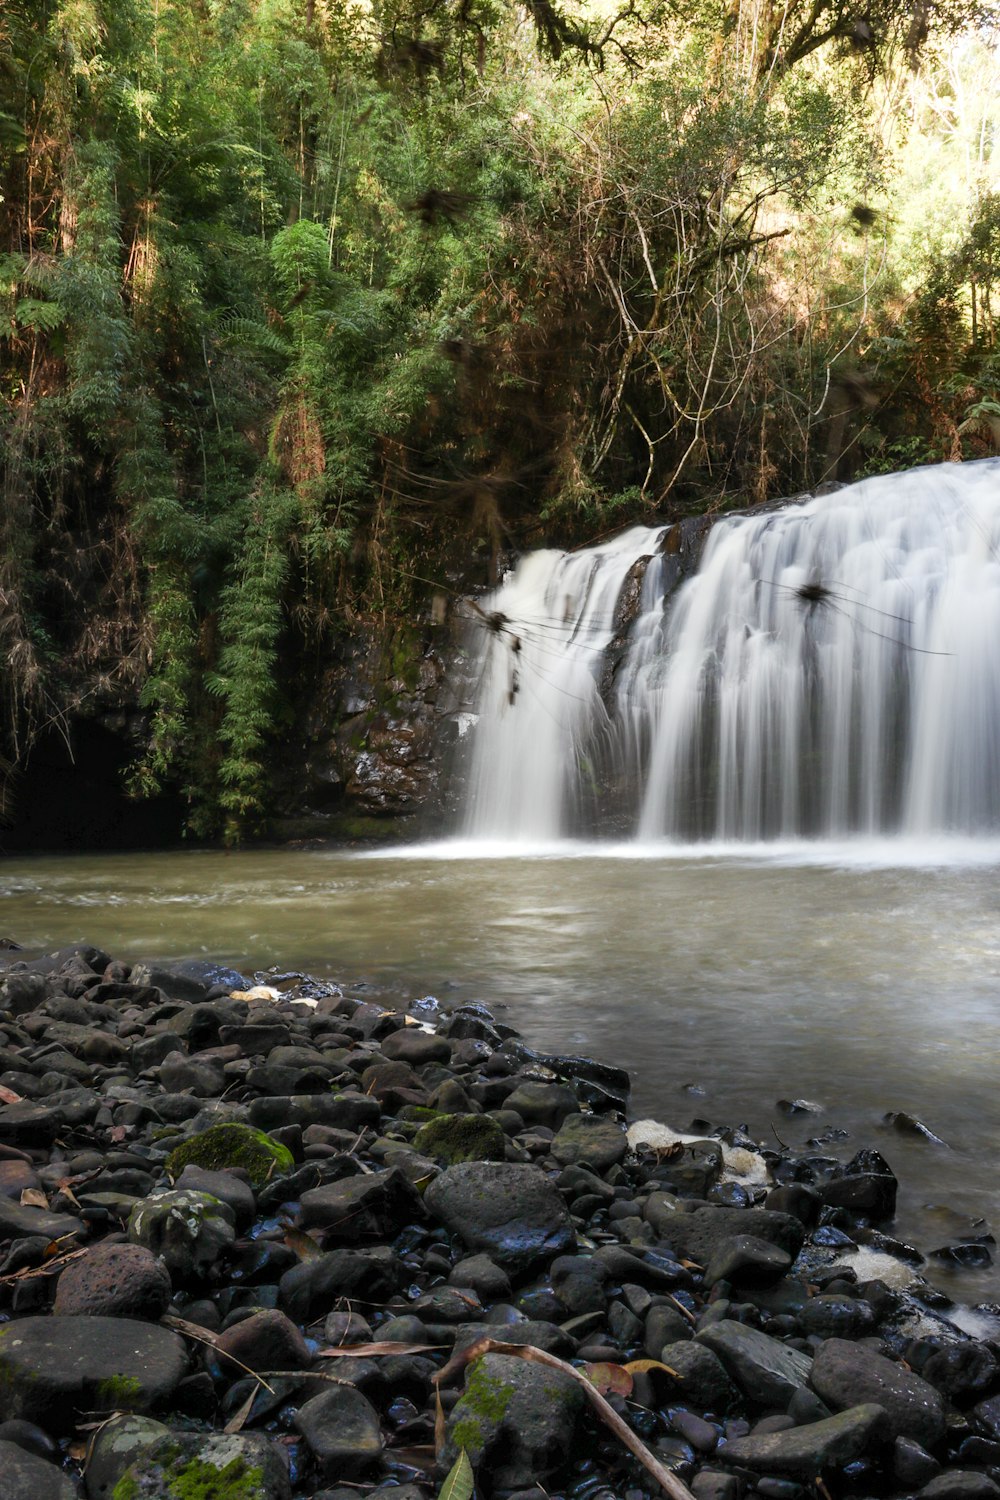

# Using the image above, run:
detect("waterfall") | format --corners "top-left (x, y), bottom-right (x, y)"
top-left (460, 460), bottom-right (1000, 841)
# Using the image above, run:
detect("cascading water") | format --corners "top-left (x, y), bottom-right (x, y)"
top-left (460, 459), bottom-right (1000, 840)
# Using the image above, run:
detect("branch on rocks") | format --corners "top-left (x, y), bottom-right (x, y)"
top-left (431, 1336), bottom-right (699, 1500)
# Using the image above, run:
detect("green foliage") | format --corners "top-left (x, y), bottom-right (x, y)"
top-left (2, 0), bottom-right (999, 839)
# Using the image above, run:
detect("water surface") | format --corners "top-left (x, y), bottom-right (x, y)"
top-left (3, 838), bottom-right (1000, 1298)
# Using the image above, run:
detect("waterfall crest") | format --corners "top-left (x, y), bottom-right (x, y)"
top-left (460, 460), bottom-right (1000, 841)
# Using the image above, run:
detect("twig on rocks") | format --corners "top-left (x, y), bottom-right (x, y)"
top-left (666, 1292), bottom-right (698, 1326)
top-left (0, 1242), bottom-right (88, 1284)
top-left (432, 1338), bottom-right (699, 1500)
top-left (160, 1313), bottom-right (276, 1394)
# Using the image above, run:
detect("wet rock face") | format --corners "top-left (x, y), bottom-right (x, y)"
top-left (272, 626), bottom-right (452, 839)
top-left (1, 938), bottom-right (1000, 1500)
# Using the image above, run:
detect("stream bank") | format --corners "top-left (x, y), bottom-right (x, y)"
top-left (1, 942), bottom-right (1000, 1499)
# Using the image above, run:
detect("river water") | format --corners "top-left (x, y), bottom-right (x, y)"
top-left (3, 836), bottom-right (1000, 1300)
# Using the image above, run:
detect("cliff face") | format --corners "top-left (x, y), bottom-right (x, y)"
top-left (268, 620), bottom-right (462, 845)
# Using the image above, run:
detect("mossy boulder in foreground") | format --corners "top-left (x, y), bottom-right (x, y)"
top-left (165, 1122), bottom-right (294, 1187)
top-left (444, 1352), bottom-right (583, 1490)
top-left (112, 1432), bottom-right (290, 1500)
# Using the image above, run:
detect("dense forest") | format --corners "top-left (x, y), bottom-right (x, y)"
top-left (2, 0), bottom-right (999, 842)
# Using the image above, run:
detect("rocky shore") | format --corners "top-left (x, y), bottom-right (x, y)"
top-left (0, 943), bottom-right (999, 1500)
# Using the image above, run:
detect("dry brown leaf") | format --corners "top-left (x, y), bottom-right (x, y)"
top-left (223, 1384), bottom-right (259, 1435)
top-left (435, 1382), bottom-right (446, 1457)
top-left (624, 1358), bottom-right (682, 1379)
top-left (20, 1188), bottom-right (49, 1209)
top-left (0, 1085), bottom-right (23, 1105)
top-left (283, 1228), bottom-right (323, 1262)
top-left (582, 1361), bottom-right (634, 1397)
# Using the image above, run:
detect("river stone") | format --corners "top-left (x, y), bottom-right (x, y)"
top-left (424, 1162), bottom-right (575, 1272)
top-left (703, 1233), bottom-right (792, 1288)
top-left (918, 1476), bottom-right (1000, 1500)
top-left (644, 1200), bottom-right (805, 1264)
top-left (128, 1189), bottom-right (236, 1281)
top-left (718, 1403), bottom-right (887, 1476)
top-left (299, 1167), bottom-right (424, 1242)
top-left (0, 1194), bottom-right (83, 1242)
top-left (551, 1113), bottom-right (628, 1171)
top-left (697, 1320), bottom-right (812, 1408)
top-left (115, 1431), bottom-right (290, 1499)
top-left (53, 1242), bottom-right (171, 1321)
top-left (379, 1028), bottom-right (452, 1066)
top-left (413, 1112), bottom-right (506, 1164)
top-left (249, 1092), bottom-right (380, 1132)
top-left (810, 1337), bottom-right (947, 1447)
top-left (293, 1385), bottom-right (384, 1477)
top-left (279, 1247), bottom-right (402, 1323)
top-left (215, 1309), bottom-right (312, 1374)
top-left (798, 1293), bottom-right (876, 1340)
top-left (173, 1166), bottom-right (256, 1230)
top-left (0, 1438), bottom-right (78, 1500)
top-left (0, 1101), bottom-right (68, 1145)
top-left (503, 1080), bottom-right (580, 1130)
top-left (0, 1315), bottom-right (187, 1432)
top-left (157, 1053), bottom-right (226, 1097)
top-left (84, 1414), bottom-right (170, 1500)
top-left (916, 1339), bottom-right (999, 1401)
top-left (444, 1352), bottom-right (584, 1489)
top-left (661, 1341), bottom-right (739, 1411)
top-left (129, 960), bottom-right (247, 1002)
top-left (819, 1148), bottom-right (898, 1220)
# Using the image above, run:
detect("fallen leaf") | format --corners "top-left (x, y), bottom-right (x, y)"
top-left (0, 1085), bottom-right (23, 1105)
top-left (20, 1188), bottom-right (49, 1209)
top-left (624, 1358), bottom-right (681, 1379)
top-left (283, 1228), bottom-right (323, 1262)
top-left (223, 1384), bottom-right (258, 1435)
top-left (582, 1361), bottom-right (634, 1397)
top-left (438, 1446), bottom-right (474, 1500)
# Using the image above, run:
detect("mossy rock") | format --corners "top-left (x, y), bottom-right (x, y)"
top-left (112, 1432), bottom-right (290, 1499)
top-left (166, 1124), bottom-right (293, 1189)
top-left (444, 1352), bottom-right (583, 1490)
top-left (414, 1112), bottom-right (505, 1165)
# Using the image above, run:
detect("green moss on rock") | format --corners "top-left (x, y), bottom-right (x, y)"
top-left (97, 1374), bottom-right (144, 1410)
top-left (166, 1124), bottom-right (293, 1188)
top-left (414, 1112), bottom-right (505, 1165)
top-left (114, 1456), bottom-right (264, 1500)
top-left (448, 1357), bottom-right (514, 1460)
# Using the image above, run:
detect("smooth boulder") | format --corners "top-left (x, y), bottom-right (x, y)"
top-left (424, 1162), bottom-right (575, 1272)
top-left (0, 1316), bottom-right (187, 1432)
